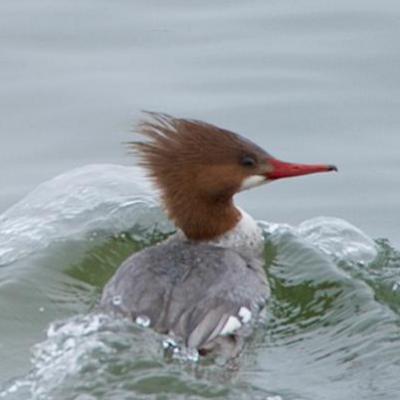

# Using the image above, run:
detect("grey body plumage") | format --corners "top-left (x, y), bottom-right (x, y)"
top-left (100, 234), bottom-right (269, 357)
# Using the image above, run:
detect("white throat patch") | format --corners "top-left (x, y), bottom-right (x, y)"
top-left (175, 209), bottom-right (264, 260)
top-left (240, 175), bottom-right (266, 191)
top-left (204, 209), bottom-right (264, 259)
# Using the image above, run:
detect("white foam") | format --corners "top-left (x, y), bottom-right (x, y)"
top-left (297, 216), bottom-right (377, 265)
top-left (0, 164), bottom-right (170, 266)
top-left (259, 217), bottom-right (377, 266)
top-left (136, 315), bottom-right (151, 328)
top-left (238, 306), bottom-right (252, 324)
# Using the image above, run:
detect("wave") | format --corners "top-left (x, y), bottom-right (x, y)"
top-left (1, 164), bottom-right (399, 400)
top-left (0, 164), bottom-right (170, 267)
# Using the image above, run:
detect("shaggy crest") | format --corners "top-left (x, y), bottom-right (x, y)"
top-left (129, 112), bottom-right (269, 240)
top-left (131, 112), bottom-right (267, 171)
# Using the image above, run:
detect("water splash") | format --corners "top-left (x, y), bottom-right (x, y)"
top-left (135, 315), bottom-right (151, 328)
top-left (0, 313), bottom-right (270, 400)
top-left (111, 295), bottom-right (122, 306)
top-left (162, 337), bottom-right (178, 350)
top-left (297, 217), bottom-right (378, 265)
top-left (0, 164), bottom-right (170, 267)
top-left (260, 216), bottom-right (377, 267)
top-left (162, 336), bottom-right (200, 363)
top-left (0, 313), bottom-right (161, 399)
top-left (1, 165), bottom-right (399, 400)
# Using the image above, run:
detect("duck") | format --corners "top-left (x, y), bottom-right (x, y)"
top-left (100, 112), bottom-right (337, 359)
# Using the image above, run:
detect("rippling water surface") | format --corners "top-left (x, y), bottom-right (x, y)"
top-left (0, 165), bottom-right (399, 399)
top-left (1, 1), bottom-right (400, 399)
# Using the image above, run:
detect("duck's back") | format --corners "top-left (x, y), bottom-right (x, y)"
top-left (100, 236), bottom-right (269, 357)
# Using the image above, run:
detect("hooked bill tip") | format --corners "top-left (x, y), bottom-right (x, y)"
top-left (328, 165), bottom-right (338, 172)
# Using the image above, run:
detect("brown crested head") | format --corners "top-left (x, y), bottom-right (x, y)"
top-left (130, 112), bottom-right (337, 241)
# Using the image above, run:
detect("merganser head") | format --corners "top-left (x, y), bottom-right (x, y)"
top-left (131, 112), bottom-right (337, 241)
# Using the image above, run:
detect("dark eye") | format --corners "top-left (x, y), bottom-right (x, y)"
top-left (240, 155), bottom-right (257, 168)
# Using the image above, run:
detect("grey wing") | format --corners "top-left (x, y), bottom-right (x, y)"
top-left (100, 245), bottom-right (177, 333)
top-left (100, 239), bottom-right (269, 357)
top-left (169, 248), bottom-right (269, 356)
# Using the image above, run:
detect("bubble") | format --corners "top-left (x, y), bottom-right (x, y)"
top-left (171, 347), bottom-right (199, 363)
top-left (135, 315), bottom-right (151, 327)
top-left (162, 338), bottom-right (177, 349)
top-left (112, 295), bottom-right (122, 306)
top-left (238, 306), bottom-right (252, 323)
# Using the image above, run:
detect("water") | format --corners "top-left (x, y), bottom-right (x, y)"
top-left (1, 165), bottom-right (399, 400)
top-left (1, 1), bottom-right (400, 399)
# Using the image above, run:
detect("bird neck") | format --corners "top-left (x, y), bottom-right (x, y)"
top-left (175, 207), bottom-right (264, 260)
top-left (165, 192), bottom-right (241, 241)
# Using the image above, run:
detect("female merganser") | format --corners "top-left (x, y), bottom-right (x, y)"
top-left (100, 113), bottom-right (336, 359)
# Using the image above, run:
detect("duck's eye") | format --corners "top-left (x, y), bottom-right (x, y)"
top-left (240, 156), bottom-right (257, 168)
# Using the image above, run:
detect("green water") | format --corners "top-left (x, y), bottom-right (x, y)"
top-left (0, 181), bottom-right (399, 399)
